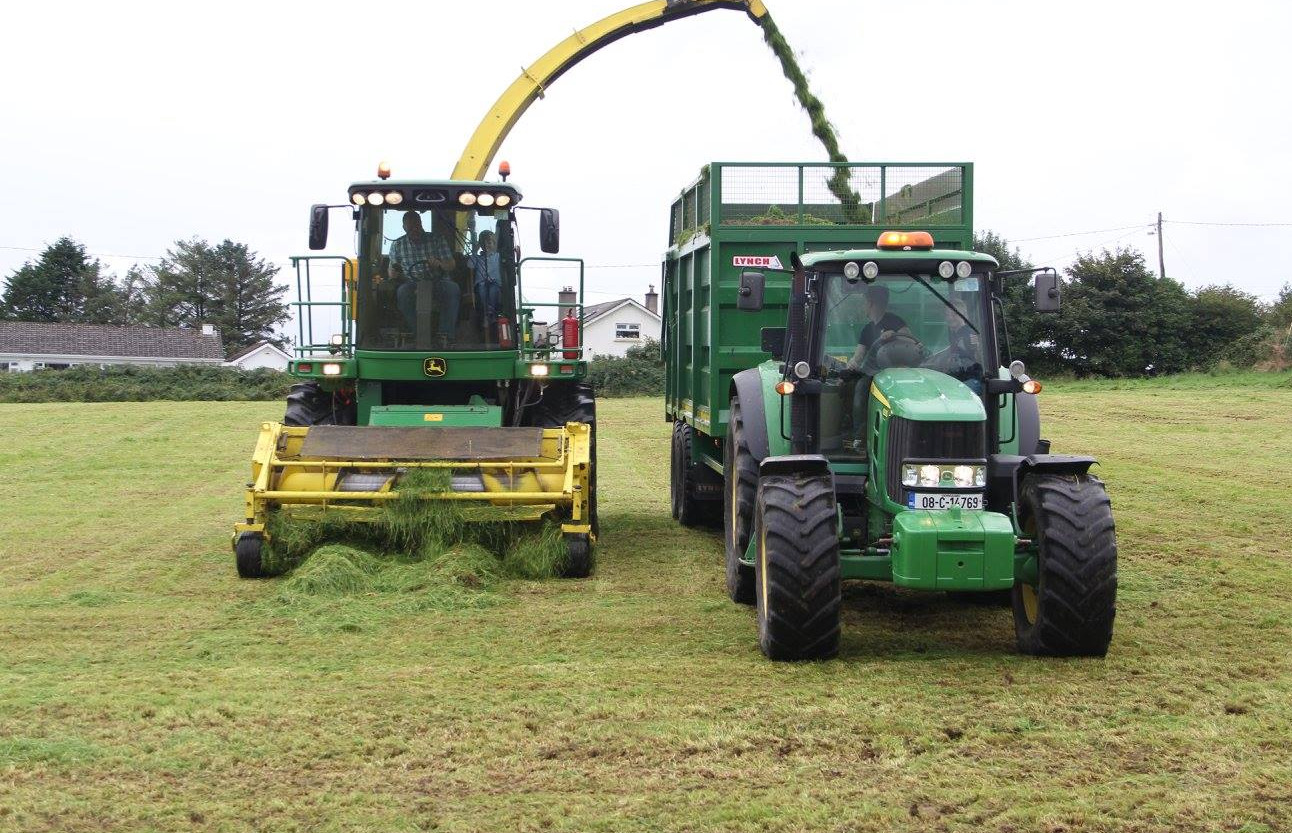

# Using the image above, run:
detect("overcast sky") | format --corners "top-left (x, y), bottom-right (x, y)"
top-left (3, 0), bottom-right (1289, 326)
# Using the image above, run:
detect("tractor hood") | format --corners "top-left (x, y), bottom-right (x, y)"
top-left (871, 368), bottom-right (986, 422)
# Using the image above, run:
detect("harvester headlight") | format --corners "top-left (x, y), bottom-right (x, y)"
top-left (938, 261), bottom-right (955, 280)
top-left (477, 192), bottom-right (495, 207)
top-left (329, 333), bottom-right (344, 346)
top-left (956, 261), bottom-right (973, 279)
top-left (862, 261), bottom-right (880, 281)
top-left (919, 464), bottom-right (941, 487)
top-left (953, 465), bottom-right (975, 488)
top-left (529, 363), bottom-right (550, 377)
top-left (458, 192), bottom-right (477, 206)
top-left (495, 193), bottom-right (512, 207)
top-left (351, 193), bottom-right (366, 206)
top-left (322, 362), bottom-right (343, 376)
top-left (367, 191), bottom-right (385, 206)
top-left (385, 191), bottom-right (404, 206)
top-left (903, 465), bottom-right (919, 487)
top-left (843, 261), bottom-right (861, 281)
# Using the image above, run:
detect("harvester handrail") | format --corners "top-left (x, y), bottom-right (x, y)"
top-left (289, 256), bottom-right (353, 357)
top-left (518, 256), bottom-right (586, 359)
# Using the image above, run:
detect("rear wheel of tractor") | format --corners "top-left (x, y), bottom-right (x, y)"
top-left (1013, 473), bottom-right (1118, 657)
top-left (672, 420), bottom-right (706, 528)
top-left (234, 532), bottom-right (265, 579)
top-left (755, 473), bottom-right (841, 661)
top-left (283, 381), bottom-right (355, 426)
top-left (723, 398), bottom-right (756, 605)
top-left (562, 533), bottom-right (593, 579)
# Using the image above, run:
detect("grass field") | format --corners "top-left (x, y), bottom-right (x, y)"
top-left (2, 378), bottom-right (1291, 832)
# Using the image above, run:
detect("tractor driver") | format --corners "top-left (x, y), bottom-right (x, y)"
top-left (837, 285), bottom-right (913, 449)
top-left (923, 297), bottom-right (984, 393)
top-left (391, 211), bottom-right (461, 346)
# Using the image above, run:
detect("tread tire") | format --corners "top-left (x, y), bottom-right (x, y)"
top-left (561, 533), bottom-right (593, 579)
top-left (755, 473), bottom-right (841, 661)
top-left (672, 420), bottom-right (706, 528)
top-left (283, 381), bottom-right (355, 427)
top-left (723, 397), bottom-right (757, 605)
top-left (1012, 473), bottom-right (1117, 657)
top-left (527, 381), bottom-right (598, 541)
top-left (235, 532), bottom-right (265, 579)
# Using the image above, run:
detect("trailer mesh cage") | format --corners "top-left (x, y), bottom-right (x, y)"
top-left (668, 163), bottom-right (969, 247)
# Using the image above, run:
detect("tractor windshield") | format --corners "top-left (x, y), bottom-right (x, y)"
top-left (819, 272), bottom-right (988, 456)
top-left (354, 206), bottom-right (516, 351)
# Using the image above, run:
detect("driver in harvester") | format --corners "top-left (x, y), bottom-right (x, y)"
top-left (838, 285), bottom-right (917, 451)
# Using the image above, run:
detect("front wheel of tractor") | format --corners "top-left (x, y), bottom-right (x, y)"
top-left (1012, 473), bottom-right (1118, 657)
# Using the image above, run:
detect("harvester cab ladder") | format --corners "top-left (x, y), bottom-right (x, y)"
top-left (450, 0), bottom-right (768, 180)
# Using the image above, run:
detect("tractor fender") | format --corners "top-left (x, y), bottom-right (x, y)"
top-left (988, 453), bottom-right (1098, 514)
top-left (731, 367), bottom-right (772, 462)
top-left (759, 454), bottom-right (832, 479)
top-left (1016, 391), bottom-right (1042, 456)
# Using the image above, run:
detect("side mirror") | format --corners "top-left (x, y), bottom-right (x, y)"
top-left (308, 204), bottom-right (329, 251)
top-left (737, 271), bottom-right (765, 311)
top-left (1034, 270), bottom-right (1060, 312)
top-left (539, 208), bottom-right (560, 254)
top-left (761, 326), bottom-right (786, 359)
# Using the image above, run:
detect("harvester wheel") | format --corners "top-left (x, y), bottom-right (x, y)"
top-left (671, 421), bottom-right (707, 528)
top-left (723, 397), bottom-right (756, 605)
top-left (528, 382), bottom-right (598, 537)
top-left (1013, 473), bottom-right (1117, 657)
top-left (234, 532), bottom-right (266, 579)
top-left (562, 533), bottom-right (594, 579)
top-left (283, 381), bottom-right (355, 426)
top-left (754, 473), bottom-right (841, 661)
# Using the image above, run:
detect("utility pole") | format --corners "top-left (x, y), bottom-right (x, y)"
top-left (1156, 212), bottom-right (1166, 278)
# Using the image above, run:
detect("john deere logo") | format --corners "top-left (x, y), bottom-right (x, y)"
top-left (424, 357), bottom-right (447, 377)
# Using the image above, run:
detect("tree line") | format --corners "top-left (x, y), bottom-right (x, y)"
top-left (977, 232), bottom-right (1292, 376)
top-left (0, 237), bottom-right (290, 355)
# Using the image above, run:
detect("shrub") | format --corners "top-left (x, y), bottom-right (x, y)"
top-left (587, 338), bottom-right (665, 397)
top-left (0, 364), bottom-right (291, 403)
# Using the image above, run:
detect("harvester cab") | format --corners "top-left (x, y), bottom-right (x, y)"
top-left (232, 165), bottom-right (598, 579)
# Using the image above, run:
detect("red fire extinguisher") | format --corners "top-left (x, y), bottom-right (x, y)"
top-left (497, 315), bottom-right (514, 349)
top-left (561, 311), bottom-right (580, 359)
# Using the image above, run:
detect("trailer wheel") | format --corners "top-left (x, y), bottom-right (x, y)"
top-left (755, 473), bottom-right (841, 661)
top-left (234, 532), bottom-right (266, 579)
top-left (561, 533), bottom-right (593, 579)
top-left (283, 382), bottom-right (355, 426)
top-left (671, 421), bottom-right (706, 528)
top-left (1013, 473), bottom-right (1117, 657)
top-left (723, 397), bottom-right (756, 605)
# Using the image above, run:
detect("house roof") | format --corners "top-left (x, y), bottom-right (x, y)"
top-left (224, 340), bottom-right (290, 363)
top-left (582, 298), bottom-right (661, 324)
top-left (0, 321), bottom-right (225, 360)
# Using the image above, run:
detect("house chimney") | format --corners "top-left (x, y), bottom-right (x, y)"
top-left (201, 324), bottom-right (216, 336)
top-left (558, 286), bottom-right (577, 319)
top-left (645, 284), bottom-right (658, 315)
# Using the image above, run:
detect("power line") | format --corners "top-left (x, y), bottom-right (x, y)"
top-left (1165, 219), bottom-right (1292, 228)
top-left (1012, 223), bottom-right (1149, 243)
top-left (0, 244), bottom-right (161, 260)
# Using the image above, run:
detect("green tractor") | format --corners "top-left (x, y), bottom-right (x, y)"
top-left (232, 164), bottom-right (598, 578)
top-left (727, 231), bottom-right (1116, 660)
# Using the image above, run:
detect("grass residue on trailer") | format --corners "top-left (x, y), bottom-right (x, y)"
top-left (258, 469), bottom-right (569, 618)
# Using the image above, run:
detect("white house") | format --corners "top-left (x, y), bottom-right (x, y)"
top-left (223, 340), bottom-right (292, 371)
top-left (0, 321), bottom-right (224, 372)
top-left (554, 285), bottom-right (662, 358)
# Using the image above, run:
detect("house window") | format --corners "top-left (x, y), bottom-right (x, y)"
top-left (615, 323), bottom-right (640, 340)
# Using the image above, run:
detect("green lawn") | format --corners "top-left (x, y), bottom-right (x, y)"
top-left (1, 382), bottom-right (1290, 832)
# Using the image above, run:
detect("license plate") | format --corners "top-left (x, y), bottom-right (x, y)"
top-left (907, 492), bottom-right (983, 510)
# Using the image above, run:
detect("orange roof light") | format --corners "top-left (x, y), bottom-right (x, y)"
top-left (498, 160), bottom-right (511, 181)
top-left (377, 161), bottom-right (391, 180)
top-left (877, 230), bottom-right (934, 251)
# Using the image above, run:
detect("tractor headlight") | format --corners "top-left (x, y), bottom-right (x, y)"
top-left (975, 466), bottom-right (987, 487)
top-left (322, 362), bottom-right (342, 376)
top-left (919, 465), bottom-right (941, 487)
top-left (903, 465), bottom-right (919, 487)
top-left (843, 261), bottom-right (861, 281)
top-left (953, 465), bottom-right (975, 487)
top-left (862, 261), bottom-right (880, 281)
top-left (956, 261), bottom-right (973, 279)
top-left (908, 463), bottom-right (987, 489)
top-left (938, 261), bottom-right (955, 280)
